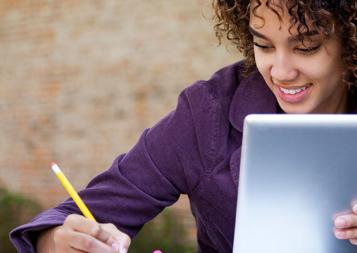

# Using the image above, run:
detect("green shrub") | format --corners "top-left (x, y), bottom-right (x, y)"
top-left (129, 208), bottom-right (196, 253)
top-left (0, 187), bottom-right (43, 253)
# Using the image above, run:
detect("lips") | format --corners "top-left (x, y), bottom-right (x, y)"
top-left (276, 83), bottom-right (313, 103)
top-left (279, 83), bottom-right (312, 95)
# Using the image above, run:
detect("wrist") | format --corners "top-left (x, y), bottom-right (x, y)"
top-left (36, 226), bottom-right (60, 253)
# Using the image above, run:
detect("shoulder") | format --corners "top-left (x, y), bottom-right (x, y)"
top-left (184, 60), bottom-right (246, 103)
top-left (181, 60), bottom-right (263, 116)
top-left (172, 60), bottom-right (259, 168)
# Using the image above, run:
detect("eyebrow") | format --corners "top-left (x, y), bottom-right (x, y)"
top-left (248, 26), bottom-right (320, 42)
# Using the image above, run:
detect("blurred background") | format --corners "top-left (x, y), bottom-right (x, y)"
top-left (0, 0), bottom-right (241, 252)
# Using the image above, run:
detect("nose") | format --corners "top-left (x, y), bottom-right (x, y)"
top-left (270, 53), bottom-right (298, 83)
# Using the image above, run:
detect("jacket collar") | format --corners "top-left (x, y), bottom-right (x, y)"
top-left (229, 70), bottom-right (278, 132)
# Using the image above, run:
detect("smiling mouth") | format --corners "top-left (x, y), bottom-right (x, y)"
top-left (278, 83), bottom-right (313, 95)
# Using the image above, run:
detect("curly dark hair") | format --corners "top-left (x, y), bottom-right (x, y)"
top-left (212, 0), bottom-right (357, 88)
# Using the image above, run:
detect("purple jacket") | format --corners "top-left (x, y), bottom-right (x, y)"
top-left (9, 60), bottom-right (357, 252)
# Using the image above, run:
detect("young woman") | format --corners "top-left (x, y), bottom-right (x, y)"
top-left (10, 0), bottom-right (357, 252)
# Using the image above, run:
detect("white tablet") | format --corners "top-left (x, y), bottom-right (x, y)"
top-left (233, 114), bottom-right (357, 253)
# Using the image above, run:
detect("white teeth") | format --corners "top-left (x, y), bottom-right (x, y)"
top-left (280, 86), bottom-right (307, 95)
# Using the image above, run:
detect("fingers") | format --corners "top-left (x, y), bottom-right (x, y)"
top-left (68, 230), bottom-right (115, 252)
top-left (334, 227), bottom-right (357, 239)
top-left (65, 215), bottom-right (131, 250)
top-left (55, 214), bottom-right (129, 253)
top-left (334, 227), bottom-right (357, 245)
top-left (65, 214), bottom-right (116, 245)
top-left (101, 223), bottom-right (131, 253)
top-left (334, 214), bottom-right (357, 229)
top-left (334, 211), bottom-right (357, 245)
top-left (350, 239), bottom-right (357, 245)
top-left (55, 223), bottom-right (115, 253)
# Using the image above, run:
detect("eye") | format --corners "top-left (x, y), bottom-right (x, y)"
top-left (253, 42), bottom-right (273, 51)
top-left (254, 42), bottom-right (322, 55)
top-left (296, 45), bottom-right (321, 55)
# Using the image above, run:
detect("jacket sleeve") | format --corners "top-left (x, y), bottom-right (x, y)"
top-left (9, 88), bottom-right (201, 253)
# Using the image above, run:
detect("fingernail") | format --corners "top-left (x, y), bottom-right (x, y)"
top-left (335, 230), bottom-right (346, 239)
top-left (153, 250), bottom-right (163, 253)
top-left (353, 205), bottom-right (357, 213)
top-left (335, 217), bottom-right (346, 228)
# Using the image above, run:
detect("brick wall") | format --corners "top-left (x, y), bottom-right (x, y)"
top-left (0, 0), bottom-right (241, 241)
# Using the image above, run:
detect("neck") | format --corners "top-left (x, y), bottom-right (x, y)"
top-left (334, 87), bottom-right (348, 113)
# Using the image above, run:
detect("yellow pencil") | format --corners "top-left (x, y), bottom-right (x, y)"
top-left (51, 162), bottom-right (96, 221)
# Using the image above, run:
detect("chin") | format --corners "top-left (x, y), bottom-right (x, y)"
top-left (278, 102), bottom-right (315, 114)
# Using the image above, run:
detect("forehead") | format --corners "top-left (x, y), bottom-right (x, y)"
top-left (249, 0), bottom-right (314, 36)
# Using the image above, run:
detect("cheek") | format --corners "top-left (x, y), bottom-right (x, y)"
top-left (254, 50), bottom-right (271, 80)
top-left (301, 64), bottom-right (326, 81)
top-left (302, 58), bottom-right (342, 85)
top-left (303, 42), bottom-right (344, 84)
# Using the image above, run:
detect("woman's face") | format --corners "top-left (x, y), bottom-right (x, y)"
top-left (250, 2), bottom-right (347, 113)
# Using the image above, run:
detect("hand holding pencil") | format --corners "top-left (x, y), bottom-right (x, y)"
top-left (35, 163), bottom-right (131, 253)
